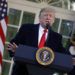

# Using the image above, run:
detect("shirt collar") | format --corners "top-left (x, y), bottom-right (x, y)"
top-left (39, 24), bottom-right (48, 32)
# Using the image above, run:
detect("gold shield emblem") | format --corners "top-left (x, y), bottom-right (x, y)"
top-left (36, 47), bottom-right (55, 66)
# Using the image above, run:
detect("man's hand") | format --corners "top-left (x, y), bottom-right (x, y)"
top-left (6, 42), bottom-right (18, 52)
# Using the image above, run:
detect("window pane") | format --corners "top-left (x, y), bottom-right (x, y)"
top-left (60, 20), bottom-right (73, 36)
top-left (62, 37), bottom-right (70, 48)
top-left (52, 18), bottom-right (60, 32)
top-left (3, 44), bottom-right (12, 60)
top-left (6, 26), bottom-right (18, 41)
top-left (2, 62), bottom-right (11, 75)
top-left (22, 12), bottom-right (35, 24)
top-left (8, 8), bottom-right (21, 25)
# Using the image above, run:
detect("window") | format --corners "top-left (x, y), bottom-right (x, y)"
top-left (60, 20), bottom-right (73, 36)
top-left (22, 11), bottom-right (35, 24)
top-left (8, 8), bottom-right (21, 25)
top-left (52, 18), bottom-right (60, 32)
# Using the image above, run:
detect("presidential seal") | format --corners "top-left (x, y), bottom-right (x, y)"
top-left (36, 47), bottom-right (55, 66)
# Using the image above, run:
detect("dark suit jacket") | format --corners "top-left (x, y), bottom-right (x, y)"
top-left (9, 24), bottom-right (69, 75)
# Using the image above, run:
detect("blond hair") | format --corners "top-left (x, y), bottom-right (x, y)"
top-left (39, 7), bottom-right (55, 18)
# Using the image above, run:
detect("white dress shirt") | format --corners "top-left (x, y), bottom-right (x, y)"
top-left (38, 25), bottom-right (48, 45)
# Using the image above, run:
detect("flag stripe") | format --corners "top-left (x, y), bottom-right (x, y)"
top-left (0, 53), bottom-right (2, 75)
top-left (1, 19), bottom-right (7, 36)
top-left (0, 24), bottom-right (6, 45)
top-left (0, 64), bottom-right (2, 74)
top-left (0, 52), bottom-right (2, 65)
top-left (5, 16), bottom-right (8, 25)
top-left (0, 37), bottom-right (4, 56)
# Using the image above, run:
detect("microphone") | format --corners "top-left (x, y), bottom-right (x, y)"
top-left (45, 23), bottom-right (51, 30)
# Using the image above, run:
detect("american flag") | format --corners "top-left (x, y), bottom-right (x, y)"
top-left (0, 0), bottom-right (8, 74)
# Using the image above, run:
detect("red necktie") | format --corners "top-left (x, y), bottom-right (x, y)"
top-left (38, 29), bottom-right (47, 48)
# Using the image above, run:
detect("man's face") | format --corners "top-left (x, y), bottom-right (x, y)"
top-left (39, 11), bottom-right (55, 28)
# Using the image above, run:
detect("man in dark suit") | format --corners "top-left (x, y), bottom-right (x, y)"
top-left (7, 7), bottom-right (69, 75)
